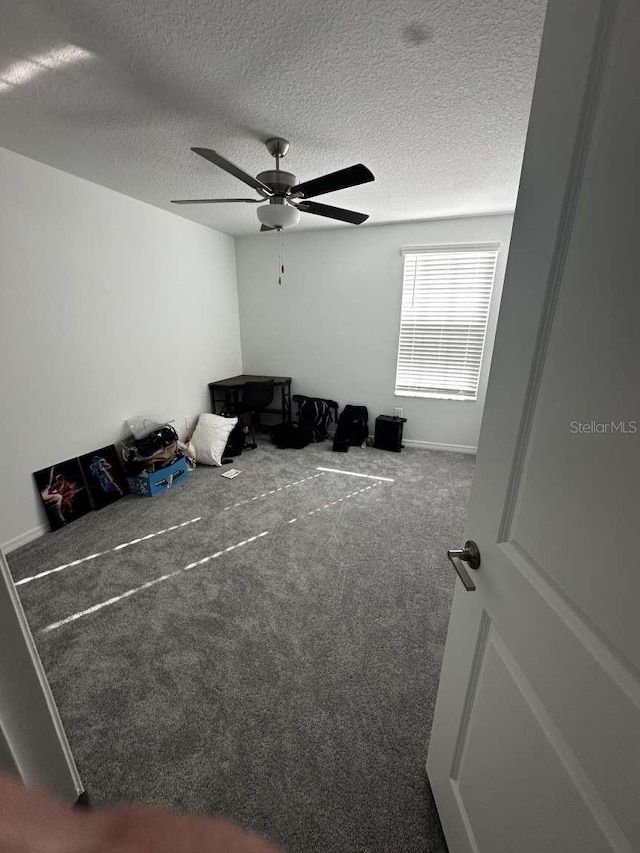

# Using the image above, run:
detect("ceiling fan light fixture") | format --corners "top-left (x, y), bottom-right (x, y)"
top-left (257, 201), bottom-right (300, 230)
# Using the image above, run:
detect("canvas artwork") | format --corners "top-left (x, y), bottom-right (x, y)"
top-left (79, 444), bottom-right (129, 509)
top-left (33, 458), bottom-right (93, 531)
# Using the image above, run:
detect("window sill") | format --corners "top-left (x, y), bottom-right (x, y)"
top-left (394, 390), bottom-right (477, 402)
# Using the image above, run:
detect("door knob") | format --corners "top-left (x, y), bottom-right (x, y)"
top-left (447, 540), bottom-right (481, 591)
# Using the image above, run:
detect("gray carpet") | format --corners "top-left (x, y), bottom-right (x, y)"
top-left (8, 442), bottom-right (474, 852)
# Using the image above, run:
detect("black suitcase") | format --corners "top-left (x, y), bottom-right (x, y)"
top-left (374, 415), bottom-right (407, 452)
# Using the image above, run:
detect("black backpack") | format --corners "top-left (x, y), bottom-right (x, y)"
top-left (222, 420), bottom-right (247, 459)
top-left (270, 421), bottom-right (314, 449)
top-left (333, 405), bottom-right (369, 452)
top-left (293, 395), bottom-right (339, 442)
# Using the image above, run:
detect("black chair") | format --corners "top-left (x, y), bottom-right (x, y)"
top-left (229, 381), bottom-right (275, 449)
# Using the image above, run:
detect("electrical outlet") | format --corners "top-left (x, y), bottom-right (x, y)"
top-left (393, 407), bottom-right (403, 418)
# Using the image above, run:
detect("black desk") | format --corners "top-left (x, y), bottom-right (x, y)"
top-left (208, 375), bottom-right (292, 423)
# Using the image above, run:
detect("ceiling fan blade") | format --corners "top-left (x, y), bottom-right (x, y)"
top-left (295, 200), bottom-right (369, 225)
top-left (260, 224), bottom-right (275, 232)
top-left (171, 198), bottom-right (261, 205)
top-left (289, 164), bottom-right (374, 199)
top-left (192, 148), bottom-right (273, 197)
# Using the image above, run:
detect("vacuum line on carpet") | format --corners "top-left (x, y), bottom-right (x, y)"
top-left (287, 482), bottom-right (383, 524)
top-left (316, 467), bottom-right (395, 482)
top-left (223, 473), bottom-right (324, 511)
top-left (15, 517), bottom-right (204, 586)
top-left (40, 530), bottom-right (270, 633)
top-left (38, 477), bottom-right (388, 633)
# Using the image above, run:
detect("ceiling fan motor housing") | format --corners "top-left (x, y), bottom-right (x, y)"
top-left (256, 170), bottom-right (296, 195)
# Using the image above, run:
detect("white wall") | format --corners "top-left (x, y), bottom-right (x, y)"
top-left (235, 214), bottom-right (512, 451)
top-left (0, 147), bottom-right (242, 549)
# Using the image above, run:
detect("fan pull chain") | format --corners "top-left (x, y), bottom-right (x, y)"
top-left (278, 229), bottom-right (285, 286)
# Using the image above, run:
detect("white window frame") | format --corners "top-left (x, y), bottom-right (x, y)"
top-left (394, 243), bottom-right (500, 402)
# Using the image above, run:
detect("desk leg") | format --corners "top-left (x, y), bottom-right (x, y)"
top-left (222, 390), bottom-right (234, 416)
top-left (283, 381), bottom-right (292, 422)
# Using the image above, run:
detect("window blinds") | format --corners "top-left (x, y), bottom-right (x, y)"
top-left (395, 245), bottom-right (499, 400)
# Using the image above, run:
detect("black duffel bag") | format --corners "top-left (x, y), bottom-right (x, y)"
top-left (271, 421), bottom-right (314, 449)
top-left (293, 395), bottom-right (338, 442)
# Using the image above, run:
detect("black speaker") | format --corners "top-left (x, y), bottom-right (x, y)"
top-left (374, 415), bottom-right (407, 452)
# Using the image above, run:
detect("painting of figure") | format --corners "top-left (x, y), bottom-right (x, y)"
top-left (33, 459), bottom-right (92, 531)
top-left (79, 445), bottom-right (129, 510)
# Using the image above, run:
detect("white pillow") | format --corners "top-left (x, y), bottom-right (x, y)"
top-left (191, 414), bottom-right (238, 466)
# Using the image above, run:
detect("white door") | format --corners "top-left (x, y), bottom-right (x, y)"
top-left (426, 1), bottom-right (640, 851)
top-left (0, 547), bottom-right (82, 802)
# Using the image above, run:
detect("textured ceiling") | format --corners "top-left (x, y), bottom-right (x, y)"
top-left (0, 0), bottom-right (546, 236)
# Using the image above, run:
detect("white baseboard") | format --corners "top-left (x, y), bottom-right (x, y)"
top-left (402, 439), bottom-right (477, 455)
top-left (2, 523), bottom-right (48, 554)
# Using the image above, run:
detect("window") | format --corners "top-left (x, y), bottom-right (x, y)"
top-left (395, 244), bottom-right (500, 401)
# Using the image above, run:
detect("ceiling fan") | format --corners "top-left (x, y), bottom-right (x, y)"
top-left (171, 137), bottom-right (375, 231)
